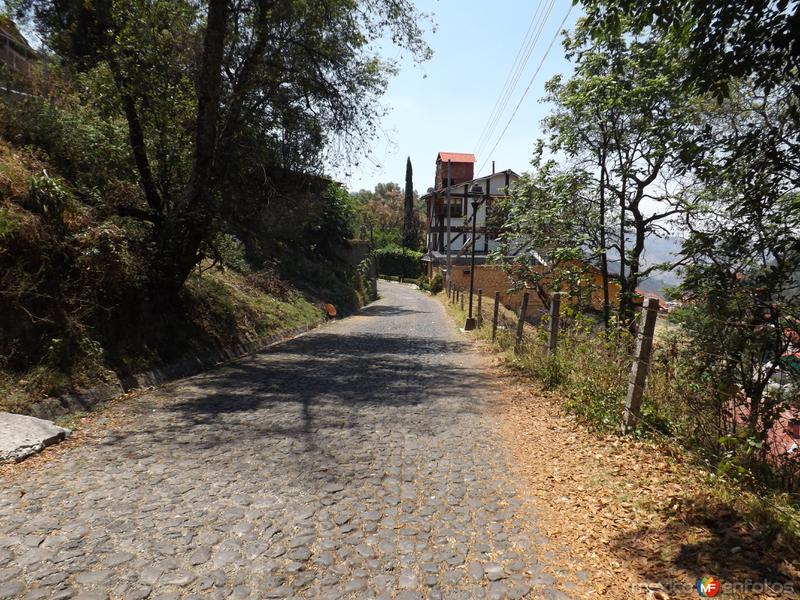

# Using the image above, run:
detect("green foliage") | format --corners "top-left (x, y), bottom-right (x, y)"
top-left (0, 91), bottom-right (133, 202)
top-left (579, 0), bottom-right (800, 106)
top-left (27, 171), bottom-right (73, 218)
top-left (414, 275), bottom-right (442, 294)
top-left (350, 181), bottom-right (424, 250)
top-left (495, 153), bottom-right (599, 310)
top-left (533, 25), bottom-right (696, 325)
top-left (310, 183), bottom-right (356, 255)
top-left (208, 232), bottom-right (250, 273)
top-left (427, 273), bottom-right (444, 295)
top-left (375, 244), bottom-right (423, 278)
top-left (13, 0), bottom-right (432, 293)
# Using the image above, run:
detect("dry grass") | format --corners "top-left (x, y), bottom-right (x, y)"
top-left (440, 293), bottom-right (800, 599)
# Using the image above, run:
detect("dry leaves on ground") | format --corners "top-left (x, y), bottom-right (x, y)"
top-left (473, 341), bottom-right (799, 599)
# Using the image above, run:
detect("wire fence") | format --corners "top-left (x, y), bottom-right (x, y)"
top-left (444, 281), bottom-right (800, 507)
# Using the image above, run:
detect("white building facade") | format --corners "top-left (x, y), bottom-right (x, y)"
top-left (421, 152), bottom-right (518, 276)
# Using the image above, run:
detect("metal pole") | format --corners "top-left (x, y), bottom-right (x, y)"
top-left (515, 292), bottom-right (529, 351)
top-left (464, 196), bottom-right (480, 330)
top-left (491, 292), bottom-right (500, 342)
top-left (445, 160), bottom-right (452, 292)
top-left (477, 289), bottom-right (483, 328)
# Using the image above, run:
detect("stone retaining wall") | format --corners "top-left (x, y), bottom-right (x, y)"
top-left (26, 320), bottom-right (326, 421)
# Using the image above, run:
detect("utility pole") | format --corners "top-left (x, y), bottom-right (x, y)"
top-left (445, 160), bottom-right (452, 291)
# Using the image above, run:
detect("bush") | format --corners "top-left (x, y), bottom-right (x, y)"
top-left (428, 273), bottom-right (443, 294)
top-left (487, 302), bottom-right (800, 496)
top-left (375, 244), bottom-right (423, 278)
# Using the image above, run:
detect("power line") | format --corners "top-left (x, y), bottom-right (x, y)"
top-left (474, 0), bottom-right (556, 161)
top-left (476, 0), bottom-right (555, 160)
top-left (476, 3), bottom-right (574, 177)
top-left (473, 0), bottom-right (548, 156)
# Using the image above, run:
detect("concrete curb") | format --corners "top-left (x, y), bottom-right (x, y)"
top-left (25, 320), bottom-right (326, 422)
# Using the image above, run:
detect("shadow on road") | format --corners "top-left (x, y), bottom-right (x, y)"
top-left (98, 333), bottom-right (486, 480)
top-left (357, 304), bottom-right (429, 318)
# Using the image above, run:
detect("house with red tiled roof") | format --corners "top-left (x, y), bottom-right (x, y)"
top-left (421, 151), bottom-right (519, 276)
top-left (634, 289), bottom-right (668, 312)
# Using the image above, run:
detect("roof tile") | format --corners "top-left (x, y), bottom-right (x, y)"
top-left (437, 152), bottom-right (476, 163)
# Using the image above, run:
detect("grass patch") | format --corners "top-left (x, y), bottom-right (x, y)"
top-left (0, 266), bottom-right (325, 415)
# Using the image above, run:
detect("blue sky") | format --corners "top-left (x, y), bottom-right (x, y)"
top-left (339, 0), bottom-right (582, 193)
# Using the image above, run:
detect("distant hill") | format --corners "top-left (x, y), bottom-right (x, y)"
top-left (604, 235), bottom-right (684, 297)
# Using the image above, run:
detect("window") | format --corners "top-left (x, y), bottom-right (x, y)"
top-left (446, 199), bottom-right (463, 218)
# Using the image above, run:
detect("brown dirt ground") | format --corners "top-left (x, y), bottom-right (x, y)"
top-left (470, 335), bottom-right (800, 599)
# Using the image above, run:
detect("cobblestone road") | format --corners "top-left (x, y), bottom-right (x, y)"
top-left (0, 282), bottom-right (574, 600)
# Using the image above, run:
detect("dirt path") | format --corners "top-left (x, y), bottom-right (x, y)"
top-left (467, 318), bottom-right (800, 599)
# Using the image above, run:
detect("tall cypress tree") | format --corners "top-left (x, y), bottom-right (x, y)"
top-left (402, 157), bottom-right (416, 249)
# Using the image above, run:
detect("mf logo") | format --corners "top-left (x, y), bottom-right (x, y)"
top-left (696, 577), bottom-right (721, 597)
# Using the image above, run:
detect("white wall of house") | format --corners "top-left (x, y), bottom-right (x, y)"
top-left (426, 171), bottom-right (517, 254)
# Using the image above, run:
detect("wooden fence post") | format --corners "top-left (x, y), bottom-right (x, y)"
top-left (491, 292), bottom-right (500, 342)
top-left (515, 292), bottom-right (529, 351)
top-left (460, 288), bottom-right (464, 311)
top-left (548, 292), bottom-right (562, 356)
top-left (622, 297), bottom-right (660, 433)
top-left (476, 289), bottom-right (483, 328)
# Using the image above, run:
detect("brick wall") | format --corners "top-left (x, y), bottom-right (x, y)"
top-left (434, 263), bottom-right (624, 319)
top-left (433, 265), bottom-right (547, 317)
top-left (435, 161), bottom-right (474, 189)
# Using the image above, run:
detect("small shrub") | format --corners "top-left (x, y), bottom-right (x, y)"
top-left (428, 273), bottom-right (443, 294)
top-left (209, 232), bottom-right (250, 273)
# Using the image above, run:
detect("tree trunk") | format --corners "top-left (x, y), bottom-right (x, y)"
top-left (152, 0), bottom-right (230, 297)
top-left (618, 185), bottom-right (629, 326)
top-left (598, 147), bottom-right (610, 328)
top-left (625, 203), bottom-right (647, 335)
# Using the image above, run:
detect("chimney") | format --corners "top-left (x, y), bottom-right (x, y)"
top-left (435, 152), bottom-right (476, 189)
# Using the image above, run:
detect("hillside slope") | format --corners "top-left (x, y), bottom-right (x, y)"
top-left (0, 136), bottom-right (365, 415)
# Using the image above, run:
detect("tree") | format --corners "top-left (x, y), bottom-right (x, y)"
top-left (15, 0), bottom-right (432, 299)
top-left (402, 157), bottom-right (418, 250)
top-left (351, 181), bottom-right (423, 249)
top-left (673, 84), bottom-right (800, 459)
top-left (496, 151), bottom-right (598, 310)
top-left (579, 0), bottom-right (800, 106)
top-left (538, 24), bottom-right (696, 327)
